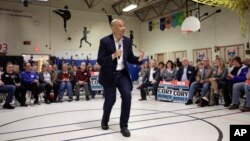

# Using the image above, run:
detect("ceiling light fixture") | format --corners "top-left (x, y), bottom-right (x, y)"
top-left (122, 1), bottom-right (138, 12)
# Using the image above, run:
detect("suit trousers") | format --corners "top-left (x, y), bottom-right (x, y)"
top-left (101, 70), bottom-right (132, 128)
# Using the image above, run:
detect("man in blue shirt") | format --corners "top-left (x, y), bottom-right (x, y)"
top-left (21, 62), bottom-right (40, 104)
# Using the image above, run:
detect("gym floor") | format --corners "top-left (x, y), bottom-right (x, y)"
top-left (0, 87), bottom-right (249, 141)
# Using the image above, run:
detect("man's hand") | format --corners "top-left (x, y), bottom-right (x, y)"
top-left (151, 80), bottom-right (156, 84)
top-left (15, 83), bottom-right (21, 87)
top-left (112, 49), bottom-right (123, 60)
top-left (0, 80), bottom-right (4, 86)
top-left (49, 82), bottom-right (53, 86)
top-left (227, 73), bottom-right (234, 79)
top-left (33, 80), bottom-right (39, 84)
top-left (116, 49), bottom-right (123, 58)
top-left (210, 78), bottom-right (215, 81)
top-left (138, 49), bottom-right (144, 62)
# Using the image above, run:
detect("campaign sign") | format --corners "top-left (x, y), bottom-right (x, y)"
top-left (90, 72), bottom-right (103, 91)
top-left (157, 80), bottom-right (189, 103)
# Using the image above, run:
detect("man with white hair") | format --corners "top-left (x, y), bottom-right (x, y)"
top-left (176, 58), bottom-right (196, 84)
top-left (75, 62), bottom-right (91, 101)
top-left (97, 19), bottom-right (144, 137)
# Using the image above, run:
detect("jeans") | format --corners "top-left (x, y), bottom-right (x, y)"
top-left (0, 85), bottom-right (15, 104)
top-left (59, 81), bottom-right (73, 98)
top-left (188, 81), bottom-right (210, 100)
top-left (245, 84), bottom-right (250, 107)
top-left (232, 82), bottom-right (245, 105)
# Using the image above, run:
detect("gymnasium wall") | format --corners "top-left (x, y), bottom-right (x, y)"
top-left (0, 1), bottom-right (141, 60)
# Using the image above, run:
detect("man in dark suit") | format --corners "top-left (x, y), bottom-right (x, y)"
top-left (97, 19), bottom-right (144, 137)
top-left (176, 58), bottom-right (196, 84)
top-left (138, 59), bottom-right (160, 100)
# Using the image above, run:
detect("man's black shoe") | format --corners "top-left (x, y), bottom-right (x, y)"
top-left (21, 103), bottom-right (28, 107)
top-left (224, 103), bottom-right (231, 107)
top-left (68, 97), bottom-right (73, 102)
top-left (3, 103), bottom-right (15, 109)
top-left (185, 99), bottom-right (193, 105)
top-left (120, 127), bottom-right (130, 137)
top-left (101, 123), bottom-right (109, 130)
top-left (75, 97), bottom-right (79, 101)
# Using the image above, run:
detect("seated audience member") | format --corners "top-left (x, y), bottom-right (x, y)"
top-left (71, 65), bottom-right (78, 91)
top-left (49, 64), bottom-right (59, 102)
top-left (39, 64), bottom-right (59, 104)
top-left (206, 58), bottom-right (228, 105)
top-left (161, 60), bottom-right (177, 82)
top-left (228, 58), bottom-right (250, 109)
top-left (223, 56), bottom-right (247, 107)
top-left (138, 63), bottom-right (147, 85)
top-left (138, 59), bottom-right (160, 100)
top-left (87, 64), bottom-right (95, 98)
top-left (185, 58), bottom-right (213, 105)
top-left (0, 66), bottom-right (3, 77)
top-left (21, 62), bottom-right (40, 104)
top-left (13, 65), bottom-right (21, 75)
top-left (57, 64), bottom-right (74, 102)
top-left (1, 62), bottom-right (27, 106)
top-left (158, 62), bottom-right (165, 72)
top-left (93, 63), bottom-right (100, 72)
top-left (75, 62), bottom-right (91, 101)
top-left (53, 64), bottom-right (60, 75)
top-left (241, 79), bottom-right (250, 112)
top-left (176, 58), bottom-right (195, 85)
top-left (0, 76), bottom-right (15, 109)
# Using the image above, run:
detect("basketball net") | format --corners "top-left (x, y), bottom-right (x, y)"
top-left (181, 29), bottom-right (193, 35)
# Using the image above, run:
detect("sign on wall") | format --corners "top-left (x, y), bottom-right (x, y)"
top-left (193, 48), bottom-right (212, 65)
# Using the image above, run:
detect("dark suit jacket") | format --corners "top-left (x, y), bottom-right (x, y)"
top-left (97, 34), bottom-right (141, 87)
top-left (142, 67), bottom-right (161, 83)
top-left (176, 65), bottom-right (196, 84)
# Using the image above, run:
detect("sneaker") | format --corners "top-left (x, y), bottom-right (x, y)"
top-left (45, 100), bottom-right (51, 104)
top-left (3, 103), bottom-right (15, 109)
top-left (229, 104), bottom-right (239, 110)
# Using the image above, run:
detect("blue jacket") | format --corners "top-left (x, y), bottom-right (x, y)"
top-left (232, 67), bottom-right (249, 83)
top-left (21, 71), bottom-right (39, 84)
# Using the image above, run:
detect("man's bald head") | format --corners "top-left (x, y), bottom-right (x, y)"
top-left (111, 19), bottom-right (125, 40)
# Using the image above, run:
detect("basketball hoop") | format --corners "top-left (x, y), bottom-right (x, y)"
top-left (181, 16), bottom-right (200, 33)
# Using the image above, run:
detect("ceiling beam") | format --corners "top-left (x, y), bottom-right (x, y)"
top-left (134, 0), bottom-right (196, 21)
top-left (85, 0), bottom-right (94, 8)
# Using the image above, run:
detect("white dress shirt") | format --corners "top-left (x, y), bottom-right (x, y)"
top-left (149, 68), bottom-right (154, 82)
top-left (113, 35), bottom-right (125, 71)
top-left (181, 67), bottom-right (188, 81)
